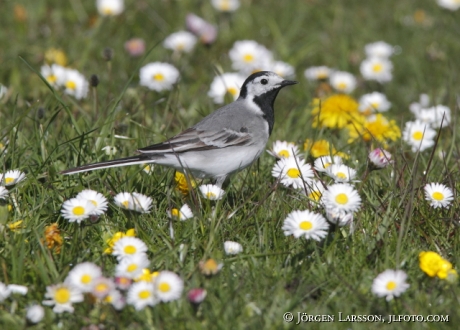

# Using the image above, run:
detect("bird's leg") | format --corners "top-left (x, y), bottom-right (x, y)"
top-left (214, 175), bottom-right (227, 188)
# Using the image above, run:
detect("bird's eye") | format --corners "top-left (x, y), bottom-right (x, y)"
top-left (261, 78), bottom-right (268, 85)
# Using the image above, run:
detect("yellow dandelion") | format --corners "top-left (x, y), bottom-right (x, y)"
top-left (311, 94), bottom-right (361, 129)
top-left (104, 229), bottom-right (136, 254)
top-left (347, 114), bottom-right (401, 146)
top-left (419, 251), bottom-right (443, 277)
top-left (175, 171), bottom-right (196, 196)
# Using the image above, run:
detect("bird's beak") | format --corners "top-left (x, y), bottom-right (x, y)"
top-left (280, 80), bottom-right (298, 87)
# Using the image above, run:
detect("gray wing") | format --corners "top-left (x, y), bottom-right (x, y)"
top-left (137, 127), bottom-right (253, 154)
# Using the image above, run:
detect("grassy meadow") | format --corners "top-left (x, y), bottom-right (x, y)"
top-left (1, 0), bottom-right (460, 329)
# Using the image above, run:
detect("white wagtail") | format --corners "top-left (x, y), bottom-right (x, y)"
top-left (62, 71), bottom-right (297, 186)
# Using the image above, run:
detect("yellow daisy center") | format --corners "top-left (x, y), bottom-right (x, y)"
top-left (81, 274), bottom-right (92, 284)
top-left (220, 0), bottom-right (231, 11)
top-left (370, 102), bottom-right (379, 109)
top-left (317, 72), bottom-right (328, 80)
top-left (386, 281), bottom-right (396, 290)
top-left (124, 245), bottom-right (137, 254)
top-left (95, 283), bottom-right (109, 293)
top-left (5, 177), bottom-right (14, 185)
top-left (286, 168), bottom-right (300, 178)
top-left (176, 43), bottom-right (185, 51)
top-left (104, 295), bottom-right (113, 303)
top-left (432, 192), bottom-right (444, 201)
top-left (127, 264), bottom-right (138, 273)
top-left (206, 192), bottom-right (217, 199)
top-left (54, 287), bottom-right (71, 304)
top-left (47, 75), bottom-right (57, 83)
top-left (335, 193), bottom-right (348, 205)
top-left (309, 191), bottom-right (322, 201)
top-left (65, 80), bottom-right (77, 90)
top-left (158, 282), bottom-right (171, 293)
top-left (324, 162), bottom-right (332, 169)
top-left (72, 206), bottom-right (85, 216)
top-left (336, 172), bottom-right (347, 179)
top-left (337, 82), bottom-right (347, 90)
top-left (102, 7), bottom-right (114, 15)
top-left (278, 150), bottom-right (290, 158)
top-left (243, 53), bottom-right (254, 63)
top-left (299, 221), bottom-right (313, 230)
top-left (153, 73), bottom-right (165, 81)
top-left (138, 290), bottom-right (151, 300)
top-left (122, 200), bottom-right (129, 208)
top-left (90, 200), bottom-right (98, 206)
top-left (227, 87), bottom-right (239, 97)
top-left (412, 131), bottom-right (423, 141)
top-left (171, 208), bottom-right (180, 218)
top-left (372, 63), bottom-right (383, 73)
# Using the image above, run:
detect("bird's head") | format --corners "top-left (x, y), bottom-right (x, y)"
top-left (238, 71), bottom-right (297, 99)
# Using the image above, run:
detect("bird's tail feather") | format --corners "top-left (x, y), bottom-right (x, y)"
top-left (61, 155), bottom-right (151, 175)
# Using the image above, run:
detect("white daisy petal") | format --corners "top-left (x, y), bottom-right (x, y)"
top-left (402, 120), bottom-right (437, 152)
top-left (65, 262), bottom-right (102, 293)
top-left (271, 156), bottom-right (314, 189)
top-left (154, 271), bottom-right (184, 302)
top-left (314, 156), bottom-right (343, 173)
top-left (0, 170), bottom-right (26, 186)
top-left (325, 164), bottom-right (357, 183)
top-left (76, 189), bottom-right (108, 215)
top-left (97, 0), bottom-right (124, 16)
top-left (163, 31), bottom-right (197, 53)
top-left (42, 283), bottom-right (84, 314)
top-left (112, 237), bottom-right (148, 261)
top-left (329, 71), bottom-right (357, 94)
top-left (224, 241), bottom-right (243, 255)
top-left (208, 73), bottom-right (245, 104)
top-left (360, 57), bottom-right (393, 83)
top-left (267, 140), bottom-right (299, 159)
top-left (229, 40), bottom-right (273, 74)
top-left (139, 62), bottom-right (180, 92)
top-left (127, 281), bottom-right (158, 310)
top-left (199, 184), bottom-right (225, 200)
top-left (61, 198), bottom-right (96, 223)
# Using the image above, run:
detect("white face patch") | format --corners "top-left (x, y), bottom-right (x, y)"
top-left (245, 72), bottom-right (285, 97)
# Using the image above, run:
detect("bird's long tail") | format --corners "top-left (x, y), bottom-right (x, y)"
top-left (61, 155), bottom-right (152, 175)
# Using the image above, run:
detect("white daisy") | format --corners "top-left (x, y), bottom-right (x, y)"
top-left (437, 0), bottom-right (460, 11)
top-left (142, 164), bottom-right (154, 174)
top-left (185, 13), bottom-right (217, 45)
top-left (271, 156), bottom-right (314, 189)
top-left (104, 289), bottom-right (125, 310)
top-left (199, 184), bottom-right (225, 200)
top-left (114, 192), bottom-right (134, 210)
top-left (187, 288), bottom-right (207, 304)
top-left (91, 277), bottom-right (115, 299)
top-left (139, 62), bottom-right (180, 92)
top-left (329, 71), bottom-right (357, 94)
top-left (154, 271), bottom-right (184, 302)
top-left (127, 281), bottom-right (158, 310)
top-left (26, 304), bottom-right (45, 324)
top-left (132, 192), bottom-right (153, 213)
top-left (368, 148), bottom-right (393, 169)
top-left (0, 186), bottom-right (8, 200)
top-left (97, 0), bottom-right (124, 16)
top-left (313, 156), bottom-right (343, 173)
top-left (371, 269), bottom-right (410, 301)
top-left (325, 207), bottom-right (354, 227)
top-left (163, 31), bottom-right (197, 53)
top-left (65, 262), bottom-right (102, 293)
top-left (402, 120), bottom-right (437, 152)
top-left (61, 198), bottom-right (96, 223)
top-left (358, 92), bottom-right (391, 115)
top-left (228, 40), bottom-right (273, 74)
top-left (415, 105), bottom-right (451, 129)
top-left (271, 61), bottom-right (295, 79)
top-left (60, 68), bottom-right (89, 100)
top-left (322, 183), bottom-right (362, 213)
top-left (115, 254), bottom-right (150, 279)
top-left (364, 41), bottom-right (394, 58)
top-left (207, 73), bottom-right (245, 104)
top-left (304, 66), bottom-right (332, 81)
top-left (325, 164), bottom-right (357, 183)
top-left (76, 189), bottom-right (108, 215)
top-left (211, 0), bottom-right (240, 12)
top-left (224, 241), bottom-right (243, 255)
top-left (0, 282), bottom-right (10, 302)
top-left (360, 57), bottom-right (393, 83)
top-left (112, 236), bottom-right (148, 261)
top-left (101, 145), bottom-right (118, 156)
top-left (40, 64), bottom-right (66, 88)
top-left (0, 170), bottom-right (26, 186)
top-left (42, 283), bottom-right (84, 313)
top-left (409, 93), bottom-right (430, 116)
top-left (424, 183), bottom-right (454, 209)
top-left (282, 210), bottom-right (330, 241)
top-left (267, 140), bottom-right (299, 159)
top-left (303, 180), bottom-right (326, 203)
top-left (167, 204), bottom-right (193, 221)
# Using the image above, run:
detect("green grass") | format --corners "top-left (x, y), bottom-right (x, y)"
top-left (1, 0), bottom-right (460, 329)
